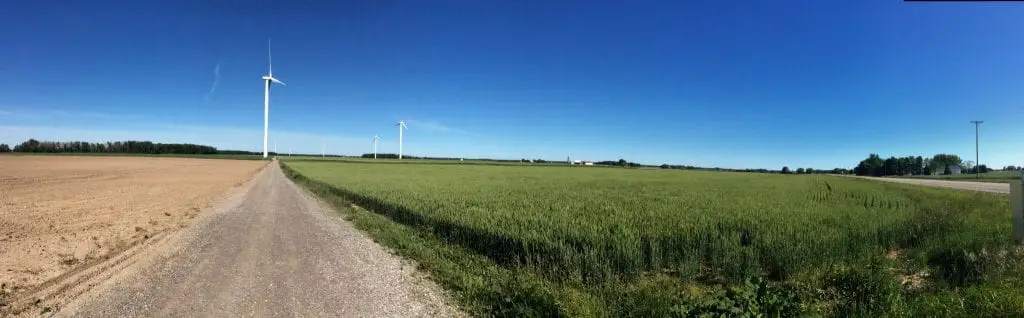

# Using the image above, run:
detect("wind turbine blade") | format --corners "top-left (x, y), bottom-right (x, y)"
top-left (270, 77), bottom-right (286, 86)
top-left (268, 38), bottom-right (273, 77)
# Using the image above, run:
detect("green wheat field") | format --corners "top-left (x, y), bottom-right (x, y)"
top-left (282, 159), bottom-right (1024, 317)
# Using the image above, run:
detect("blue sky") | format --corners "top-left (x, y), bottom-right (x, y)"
top-left (1, 1), bottom-right (1022, 169)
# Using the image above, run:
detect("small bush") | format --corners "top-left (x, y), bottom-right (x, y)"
top-left (824, 262), bottom-right (901, 316)
top-left (673, 277), bottom-right (805, 317)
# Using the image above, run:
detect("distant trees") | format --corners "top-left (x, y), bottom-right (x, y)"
top-left (967, 165), bottom-right (992, 174)
top-left (10, 139), bottom-right (223, 155)
top-left (854, 153), bottom-right (964, 176)
top-left (1004, 166), bottom-right (1021, 171)
top-left (854, 154), bottom-right (885, 176)
top-left (576, 162), bottom-right (849, 175)
top-left (219, 150), bottom-right (265, 155)
top-left (659, 164), bottom-right (701, 170)
top-left (360, 153), bottom-right (451, 160)
top-left (359, 153), bottom-right (540, 163)
top-left (594, 160), bottom-right (643, 167)
top-left (786, 167), bottom-right (849, 175)
top-left (831, 168), bottom-right (852, 174)
top-left (364, 153), bottom-right (409, 159)
top-left (0, 143), bottom-right (9, 153)
top-left (930, 154), bottom-right (962, 175)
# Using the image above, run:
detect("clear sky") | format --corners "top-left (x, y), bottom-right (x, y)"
top-left (1, 1), bottom-right (1022, 169)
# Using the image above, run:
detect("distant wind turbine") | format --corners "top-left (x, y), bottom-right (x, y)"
top-left (396, 120), bottom-right (408, 160)
top-left (372, 135), bottom-right (380, 159)
top-left (262, 39), bottom-right (286, 159)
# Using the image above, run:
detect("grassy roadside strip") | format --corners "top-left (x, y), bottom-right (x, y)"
top-left (280, 161), bottom-right (603, 316)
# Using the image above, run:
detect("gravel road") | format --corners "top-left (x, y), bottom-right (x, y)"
top-left (855, 176), bottom-right (1010, 194)
top-left (56, 161), bottom-right (460, 317)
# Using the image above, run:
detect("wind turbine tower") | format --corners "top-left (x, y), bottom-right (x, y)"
top-left (372, 135), bottom-right (380, 159)
top-left (262, 39), bottom-right (286, 159)
top-left (396, 120), bottom-right (409, 160)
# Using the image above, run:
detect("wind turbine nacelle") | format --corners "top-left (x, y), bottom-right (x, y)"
top-left (262, 76), bottom-right (273, 80)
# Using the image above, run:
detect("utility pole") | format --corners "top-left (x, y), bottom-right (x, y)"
top-left (971, 120), bottom-right (983, 179)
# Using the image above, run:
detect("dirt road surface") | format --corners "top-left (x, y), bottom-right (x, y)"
top-left (856, 176), bottom-right (1010, 194)
top-left (54, 161), bottom-right (459, 317)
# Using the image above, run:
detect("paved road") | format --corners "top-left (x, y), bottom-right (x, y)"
top-left (856, 176), bottom-right (1010, 194)
top-left (57, 162), bottom-right (459, 317)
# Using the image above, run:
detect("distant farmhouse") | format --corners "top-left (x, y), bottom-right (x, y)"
top-left (572, 160), bottom-right (595, 166)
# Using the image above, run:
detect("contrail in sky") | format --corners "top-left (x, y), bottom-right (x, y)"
top-left (205, 61), bottom-right (222, 101)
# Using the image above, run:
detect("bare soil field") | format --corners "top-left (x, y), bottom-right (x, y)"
top-left (0, 156), bottom-right (266, 309)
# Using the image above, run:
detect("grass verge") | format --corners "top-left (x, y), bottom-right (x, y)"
top-left (281, 161), bottom-right (605, 316)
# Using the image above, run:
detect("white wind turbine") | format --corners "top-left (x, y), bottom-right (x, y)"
top-left (396, 120), bottom-right (409, 160)
top-left (262, 39), bottom-right (286, 159)
top-left (372, 135), bottom-right (380, 159)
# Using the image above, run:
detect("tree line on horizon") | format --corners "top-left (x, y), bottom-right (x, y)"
top-left (10, 140), bottom-right (1005, 178)
top-left (2, 139), bottom-right (262, 155)
top-left (356, 153), bottom-right (859, 174)
top-left (852, 153), bottom-right (995, 177)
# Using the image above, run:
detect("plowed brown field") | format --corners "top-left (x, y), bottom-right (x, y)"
top-left (0, 155), bottom-right (266, 306)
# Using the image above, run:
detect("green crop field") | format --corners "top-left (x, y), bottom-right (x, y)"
top-left (282, 159), bottom-right (1024, 316)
